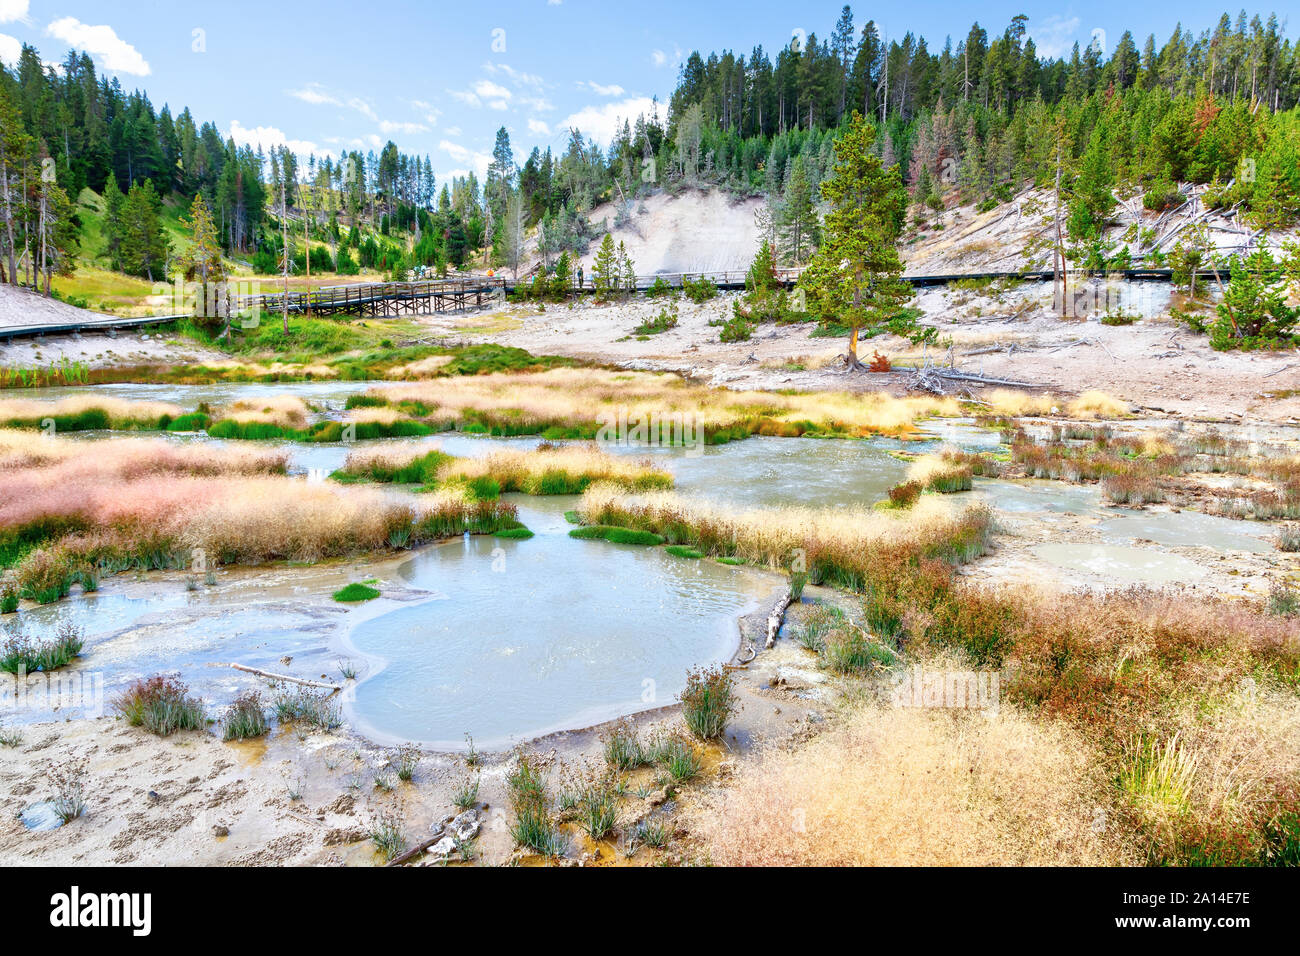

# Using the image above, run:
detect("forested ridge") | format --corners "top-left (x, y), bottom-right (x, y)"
top-left (1, 8), bottom-right (1299, 295)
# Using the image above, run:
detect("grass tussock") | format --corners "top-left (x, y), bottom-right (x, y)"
top-left (274, 687), bottom-right (343, 730)
top-left (507, 752), bottom-right (567, 856)
top-left (334, 441), bottom-right (673, 498)
top-left (221, 691), bottom-right (269, 741)
top-left (213, 395), bottom-right (312, 430)
top-left (698, 703), bottom-right (1130, 865)
top-left (0, 394), bottom-right (185, 432)
top-left (114, 675), bottom-right (205, 736)
top-left (333, 582), bottom-right (380, 603)
top-left (574, 485), bottom-right (993, 590)
top-left (0, 622), bottom-right (84, 673)
top-left (983, 388), bottom-right (1129, 420)
top-left (0, 432), bottom-right (521, 601)
top-left (679, 665), bottom-right (737, 740)
top-left (361, 367), bottom-right (960, 441)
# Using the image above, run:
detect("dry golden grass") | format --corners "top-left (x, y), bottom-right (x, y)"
top-left (344, 406), bottom-right (407, 425)
top-left (1069, 390), bottom-right (1130, 418)
top-left (984, 388), bottom-right (1129, 420)
top-left (385, 354), bottom-right (454, 378)
top-left (188, 358), bottom-right (339, 378)
top-left (1118, 687), bottom-right (1300, 862)
top-left (0, 429), bottom-right (286, 480)
top-left (906, 452), bottom-right (957, 485)
top-left (0, 433), bottom-right (516, 577)
top-left (177, 478), bottom-right (417, 562)
top-left (577, 485), bottom-right (980, 572)
top-left (338, 441), bottom-right (673, 493)
top-left (697, 701), bottom-right (1130, 865)
top-left (0, 394), bottom-right (183, 425)
top-left (368, 368), bottom-right (961, 437)
top-left (440, 444), bottom-right (671, 491)
top-left (216, 396), bottom-right (312, 429)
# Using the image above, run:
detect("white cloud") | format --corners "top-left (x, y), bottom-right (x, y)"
top-left (227, 120), bottom-right (330, 159)
top-left (411, 99), bottom-right (442, 125)
top-left (0, 1), bottom-right (29, 25)
top-left (46, 17), bottom-right (149, 75)
top-left (439, 140), bottom-right (491, 176)
top-left (527, 118), bottom-right (551, 136)
top-left (288, 84), bottom-right (378, 123)
top-left (582, 81), bottom-right (625, 97)
top-left (288, 84), bottom-right (340, 106)
top-left (444, 126), bottom-right (462, 137)
top-left (379, 119), bottom-right (429, 135)
top-left (651, 45), bottom-right (683, 69)
top-left (1029, 16), bottom-right (1082, 59)
top-left (561, 96), bottom-right (656, 145)
top-left (473, 79), bottom-right (511, 101)
top-left (482, 62), bottom-right (544, 89)
top-left (0, 32), bottom-right (20, 66)
top-left (519, 94), bottom-right (555, 113)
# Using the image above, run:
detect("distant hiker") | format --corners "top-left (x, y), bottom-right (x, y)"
top-left (576, 266), bottom-right (584, 291)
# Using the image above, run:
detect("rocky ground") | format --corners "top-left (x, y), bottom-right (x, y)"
top-left (424, 284), bottom-right (1300, 424)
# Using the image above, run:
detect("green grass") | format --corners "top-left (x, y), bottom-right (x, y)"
top-left (333, 582), bottom-right (381, 603)
top-left (567, 525), bottom-right (665, 545)
top-left (114, 676), bottom-right (205, 736)
top-left (273, 687), bottom-right (343, 729)
top-left (221, 692), bottom-right (269, 741)
top-left (679, 665), bottom-right (737, 740)
top-left (665, 545), bottom-right (704, 559)
top-left (495, 527), bottom-right (535, 539)
top-left (0, 624), bottom-right (84, 674)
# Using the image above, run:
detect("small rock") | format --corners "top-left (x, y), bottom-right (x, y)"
top-left (425, 835), bottom-right (458, 859)
top-left (211, 824), bottom-right (229, 837)
top-left (448, 809), bottom-right (480, 842)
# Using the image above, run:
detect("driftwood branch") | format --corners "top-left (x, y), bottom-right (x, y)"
top-left (385, 833), bottom-right (447, 867)
top-left (765, 586), bottom-right (795, 649)
top-left (220, 663), bottom-right (342, 691)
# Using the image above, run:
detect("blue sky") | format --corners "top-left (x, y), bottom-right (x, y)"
top-left (0, 0), bottom-right (1280, 184)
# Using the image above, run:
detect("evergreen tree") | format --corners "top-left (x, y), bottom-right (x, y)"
top-left (800, 113), bottom-right (924, 370)
top-left (117, 180), bottom-right (169, 281)
top-left (592, 233), bottom-right (619, 298)
top-left (778, 156), bottom-right (818, 264)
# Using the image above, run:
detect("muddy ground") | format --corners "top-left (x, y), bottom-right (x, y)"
top-left (0, 575), bottom-right (818, 867)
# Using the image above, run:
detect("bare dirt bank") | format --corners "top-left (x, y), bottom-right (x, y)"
top-left (427, 289), bottom-right (1300, 424)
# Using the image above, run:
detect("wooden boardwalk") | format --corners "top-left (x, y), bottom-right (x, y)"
top-left (239, 278), bottom-right (510, 318)
top-left (0, 267), bottom-right (1194, 341)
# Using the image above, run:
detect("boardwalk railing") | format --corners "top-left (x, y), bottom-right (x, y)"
top-left (0, 267), bottom-right (1201, 342)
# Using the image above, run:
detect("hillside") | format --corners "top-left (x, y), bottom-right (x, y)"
top-left (903, 184), bottom-right (1295, 276)
top-left (570, 190), bottom-right (765, 276)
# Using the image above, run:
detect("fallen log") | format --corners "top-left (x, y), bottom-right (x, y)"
top-left (219, 663), bottom-right (342, 691)
top-left (765, 586), bottom-right (795, 649)
top-left (386, 830), bottom-right (447, 867)
top-left (929, 368), bottom-right (1039, 388)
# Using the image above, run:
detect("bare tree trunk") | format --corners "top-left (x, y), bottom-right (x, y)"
top-left (281, 176), bottom-right (290, 335)
top-left (0, 160), bottom-right (15, 285)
